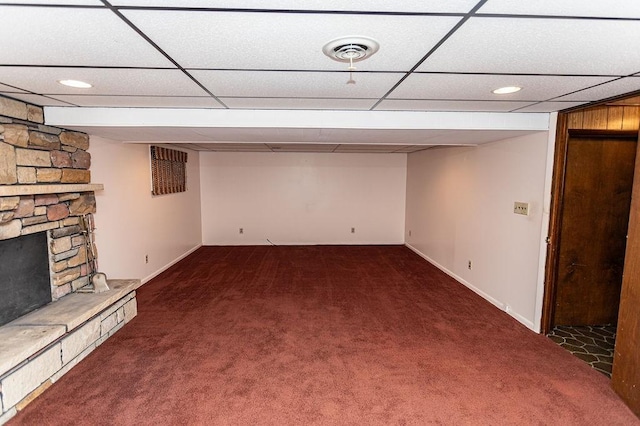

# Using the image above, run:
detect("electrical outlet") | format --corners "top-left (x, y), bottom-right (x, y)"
top-left (145, 254), bottom-right (149, 264)
top-left (468, 260), bottom-right (472, 270)
top-left (351, 227), bottom-right (355, 234)
top-left (239, 228), bottom-right (244, 234)
top-left (513, 202), bottom-right (529, 216)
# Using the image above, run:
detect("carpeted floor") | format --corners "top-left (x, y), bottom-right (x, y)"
top-left (9, 246), bottom-right (639, 425)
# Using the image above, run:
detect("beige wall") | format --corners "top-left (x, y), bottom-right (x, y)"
top-left (405, 132), bottom-right (550, 329)
top-left (200, 152), bottom-right (407, 245)
top-left (90, 137), bottom-right (202, 283)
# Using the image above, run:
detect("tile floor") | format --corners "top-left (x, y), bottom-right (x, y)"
top-left (547, 325), bottom-right (616, 377)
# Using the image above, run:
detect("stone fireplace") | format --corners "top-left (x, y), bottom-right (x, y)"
top-left (0, 95), bottom-right (140, 425)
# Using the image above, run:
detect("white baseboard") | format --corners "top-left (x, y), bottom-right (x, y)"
top-left (405, 243), bottom-right (535, 331)
top-left (141, 244), bottom-right (202, 285)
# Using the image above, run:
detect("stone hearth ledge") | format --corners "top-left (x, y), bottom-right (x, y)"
top-left (0, 279), bottom-right (141, 377)
top-left (0, 183), bottom-right (104, 197)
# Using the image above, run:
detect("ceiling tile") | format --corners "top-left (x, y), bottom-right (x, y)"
top-left (479, 0), bottom-right (640, 18)
top-left (390, 73), bottom-right (612, 101)
top-left (0, 93), bottom-right (73, 107)
top-left (51, 95), bottom-right (224, 108)
top-left (0, 83), bottom-right (25, 93)
top-left (111, 0), bottom-right (478, 13)
top-left (512, 101), bottom-right (587, 113)
top-left (375, 99), bottom-right (533, 112)
top-left (418, 17), bottom-right (640, 75)
top-left (552, 77), bottom-right (640, 102)
top-left (334, 144), bottom-right (408, 152)
top-left (221, 97), bottom-right (376, 110)
top-left (191, 70), bottom-right (402, 98)
top-left (0, 6), bottom-right (171, 67)
top-left (123, 10), bottom-right (461, 71)
top-left (0, 67), bottom-right (208, 96)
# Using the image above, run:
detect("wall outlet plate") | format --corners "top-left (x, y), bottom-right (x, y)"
top-left (514, 202), bottom-right (529, 216)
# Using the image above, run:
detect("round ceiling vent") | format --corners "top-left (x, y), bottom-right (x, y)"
top-left (322, 36), bottom-right (380, 63)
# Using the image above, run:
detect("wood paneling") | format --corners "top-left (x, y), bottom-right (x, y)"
top-left (622, 106), bottom-right (640, 131)
top-left (582, 106), bottom-right (609, 130)
top-left (612, 134), bottom-right (640, 416)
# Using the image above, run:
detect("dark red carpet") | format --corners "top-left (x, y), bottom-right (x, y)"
top-left (10, 246), bottom-right (639, 425)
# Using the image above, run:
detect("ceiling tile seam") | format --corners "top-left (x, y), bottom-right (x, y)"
top-left (100, 0), bottom-right (228, 109)
top-left (0, 3), bottom-right (104, 10)
top-left (369, 0), bottom-right (490, 110)
top-left (0, 64), bottom-right (627, 79)
top-left (474, 13), bottom-right (640, 22)
top-left (113, 6), bottom-right (467, 18)
top-left (0, 84), bottom-right (80, 107)
top-left (545, 76), bottom-right (629, 102)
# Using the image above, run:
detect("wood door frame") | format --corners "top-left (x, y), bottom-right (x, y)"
top-left (540, 116), bottom-right (638, 334)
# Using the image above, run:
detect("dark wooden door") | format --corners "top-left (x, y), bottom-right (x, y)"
top-left (553, 135), bottom-right (637, 326)
top-left (612, 133), bottom-right (640, 416)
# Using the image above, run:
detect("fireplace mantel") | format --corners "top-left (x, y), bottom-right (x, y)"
top-left (0, 184), bottom-right (104, 197)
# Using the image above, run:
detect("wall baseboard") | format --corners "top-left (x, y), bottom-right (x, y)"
top-left (141, 244), bottom-right (203, 285)
top-left (405, 243), bottom-right (535, 331)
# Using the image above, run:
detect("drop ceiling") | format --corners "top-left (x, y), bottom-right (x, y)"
top-left (1, 0), bottom-right (639, 151)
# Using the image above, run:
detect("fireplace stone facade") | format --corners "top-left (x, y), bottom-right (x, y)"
top-left (0, 95), bottom-right (140, 425)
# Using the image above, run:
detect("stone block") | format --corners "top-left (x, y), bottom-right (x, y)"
top-left (71, 275), bottom-right (89, 291)
top-left (34, 194), bottom-right (58, 206)
top-left (101, 312), bottom-right (118, 336)
top-left (52, 260), bottom-right (68, 273)
top-left (61, 169), bottom-right (90, 184)
top-left (53, 266), bottom-right (81, 286)
top-left (71, 234), bottom-right (85, 247)
top-left (0, 344), bottom-right (62, 409)
top-left (51, 343), bottom-right (96, 383)
top-left (15, 379), bottom-right (52, 411)
top-left (62, 216), bottom-right (79, 226)
top-left (60, 131), bottom-right (89, 150)
top-left (47, 203), bottom-right (69, 221)
top-left (50, 150), bottom-right (72, 168)
top-left (14, 197), bottom-right (35, 218)
top-left (0, 141), bottom-right (17, 184)
top-left (16, 148), bottom-right (51, 167)
top-left (36, 168), bottom-right (62, 183)
top-left (0, 219), bottom-right (21, 240)
top-left (27, 105), bottom-right (44, 124)
top-left (0, 196), bottom-right (20, 211)
top-left (17, 166), bottom-right (36, 183)
top-left (21, 215), bottom-right (47, 227)
top-left (21, 221), bottom-right (58, 235)
top-left (67, 246), bottom-right (87, 268)
top-left (0, 211), bottom-right (15, 224)
top-left (71, 150), bottom-right (91, 169)
top-left (2, 124), bottom-right (29, 147)
top-left (0, 407), bottom-right (17, 424)
top-left (61, 145), bottom-right (77, 153)
top-left (61, 318), bottom-right (100, 365)
top-left (0, 325), bottom-right (65, 376)
top-left (68, 193), bottom-right (96, 215)
top-left (52, 283), bottom-right (71, 299)
top-left (33, 206), bottom-right (46, 216)
top-left (123, 299), bottom-right (138, 323)
top-left (36, 124), bottom-right (61, 135)
top-left (59, 192), bottom-right (80, 202)
top-left (52, 247), bottom-right (79, 263)
top-left (50, 224), bottom-right (80, 238)
top-left (28, 132), bottom-right (60, 151)
top-left (50, 236), bottom-right (72, 254)
top-left (0, 97), bottom-right (28, 120)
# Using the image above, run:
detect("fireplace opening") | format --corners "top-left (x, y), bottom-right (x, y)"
top-left (0, 231), bottom-right (51, 326)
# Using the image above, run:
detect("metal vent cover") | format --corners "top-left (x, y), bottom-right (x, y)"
top-left (322, 36), bottom-right (380, 63)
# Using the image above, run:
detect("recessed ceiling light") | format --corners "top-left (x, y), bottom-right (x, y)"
top-left (492, 86), bottom-right (522, 95)
top-left (58, 79), bottom-right (92, 89)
